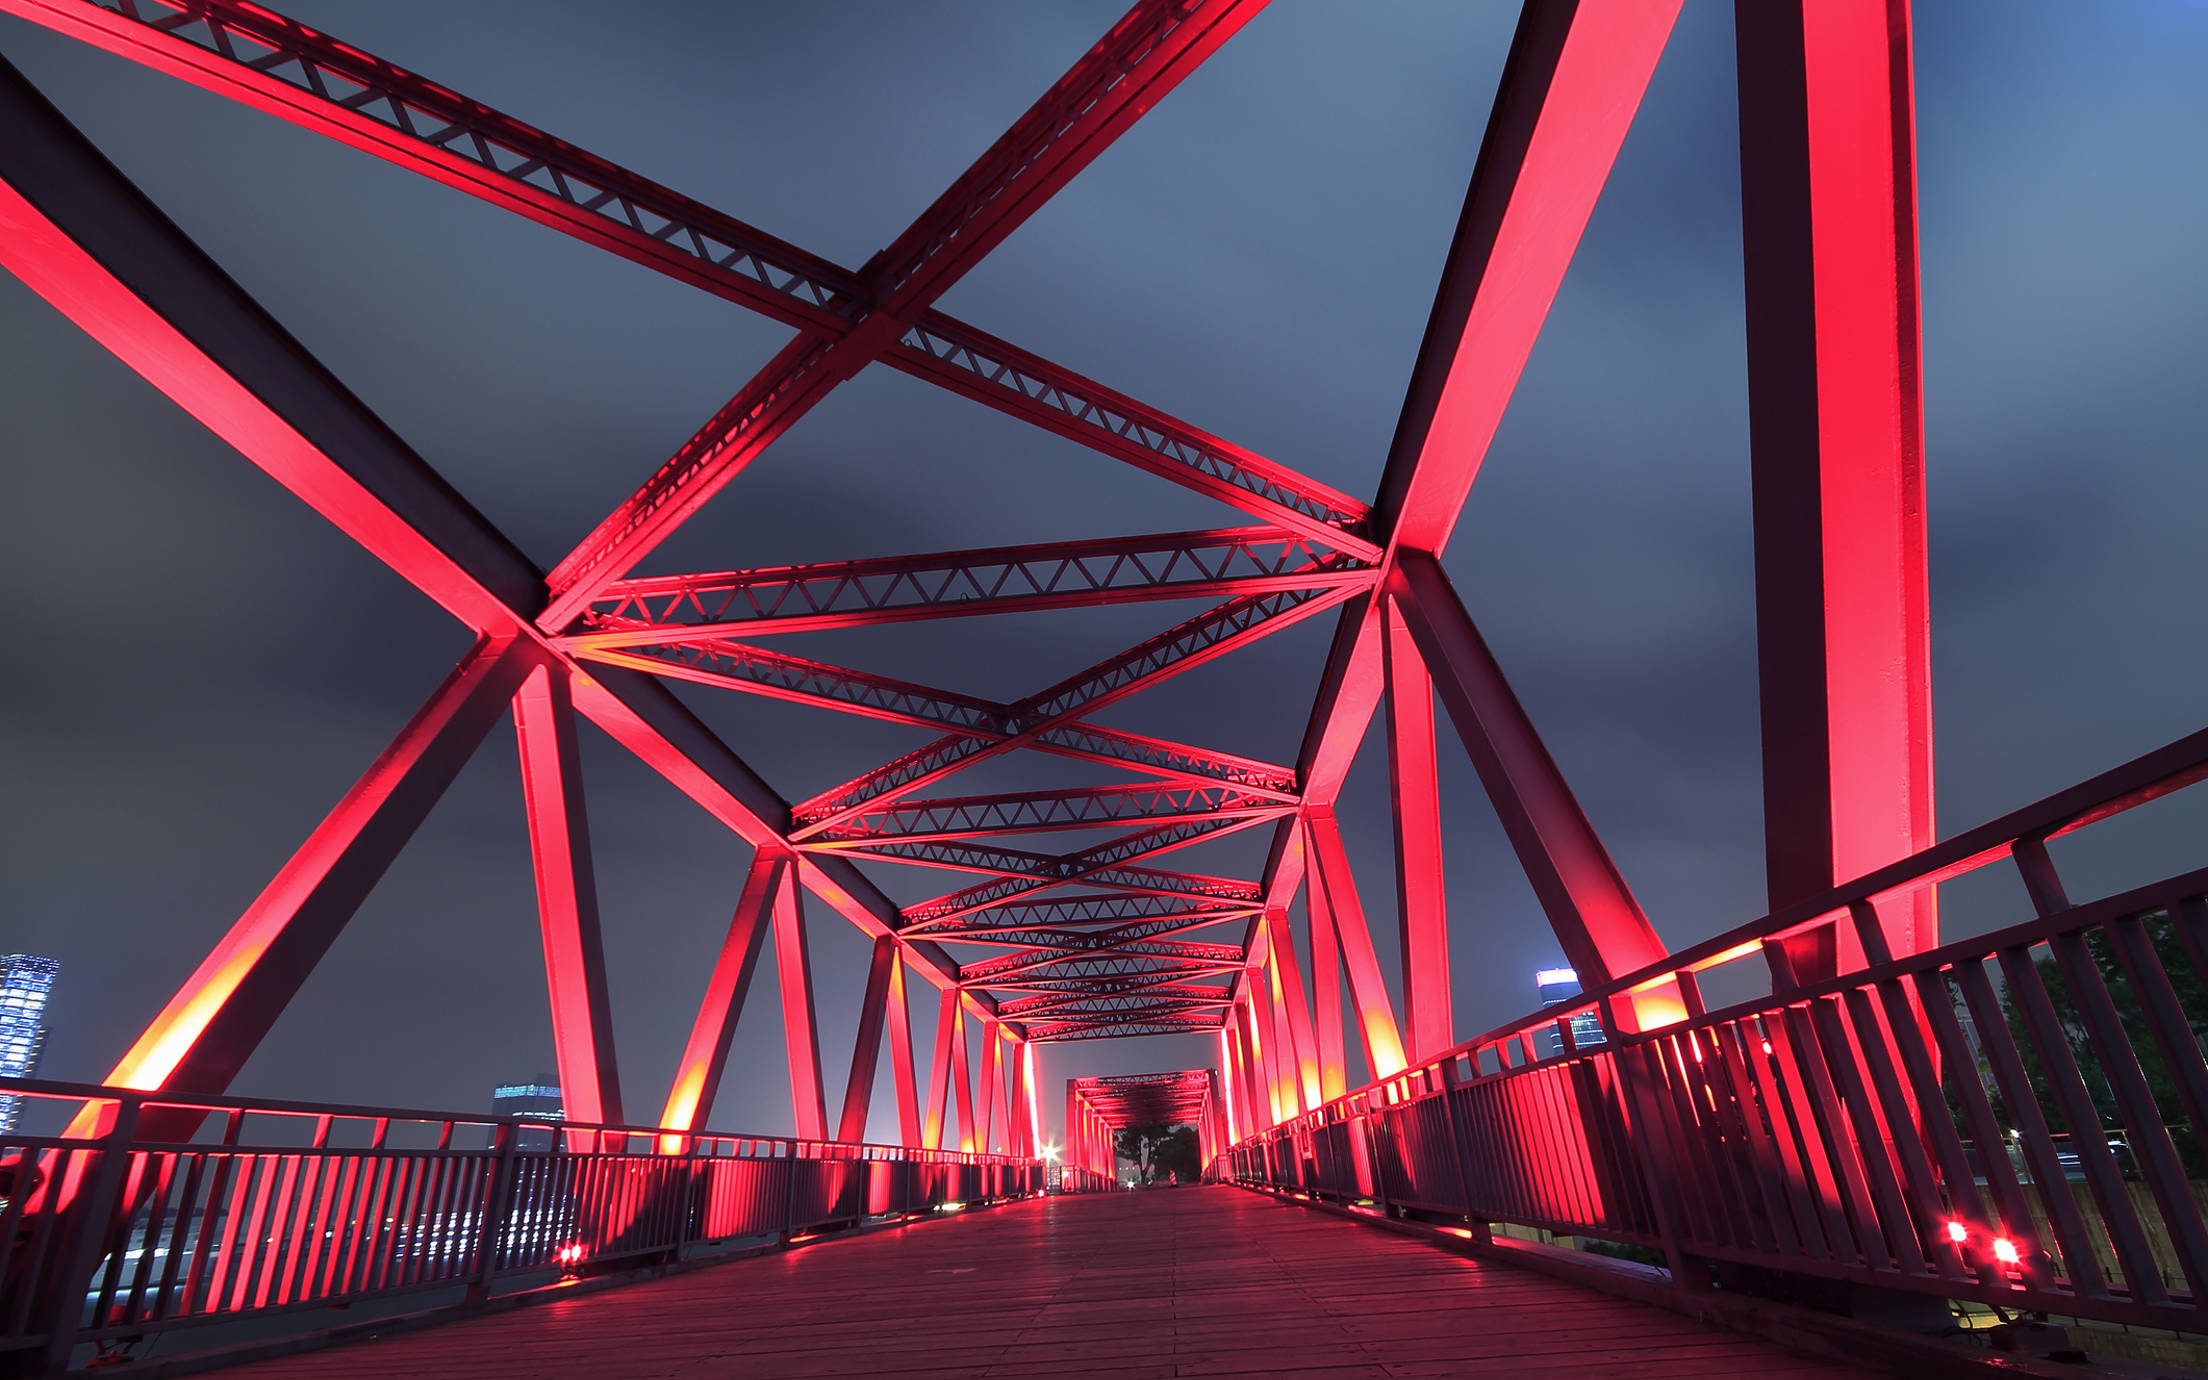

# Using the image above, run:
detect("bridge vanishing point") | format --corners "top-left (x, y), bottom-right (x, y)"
top-left (3, 0), bottom-right (2207, 1376)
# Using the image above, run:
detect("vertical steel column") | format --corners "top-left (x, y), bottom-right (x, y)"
top-left (976, 1019), bottom-right (1002, 1154)
top-left (836, 935), bottom-right (900, 1144)
top-left (1241, 990), bottom-right (1281, 1127)
top-left (660, 848), bottom-right (787, 1134)
top-left (1384, 602), bottom-right (1453, 1061)
top-left (772, 865), bottom-right (827, 1140)
top-left (1306, 869), bottom-right (1349, 1102)
top-left (1736, 0), bottom-right (1935, 975)
top-left (885, 948), bottom-right (921, 1147)
top-left (924, 988), bottom-right (957, 1150)
top-left (1304, 811), bottom-right (1408, 1079)
top-left (513, 663), bottom-right (624, 1126)
top-left (1260, 907), bottom-right (1323, 1109)
top-left (950, 1002), bottom-right (976, 1153)
top-left (1262, 955), bottom-right (1306, 1118)
top-left (73, 640), bottom-right (537, 1138)
top-left (1388, 555), bottom-right (1671, 1005)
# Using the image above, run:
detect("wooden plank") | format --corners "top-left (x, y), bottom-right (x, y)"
top-left (200, 1187), bottom-right (1868, 1378)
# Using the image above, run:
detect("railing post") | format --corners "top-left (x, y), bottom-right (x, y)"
top-left (468, 1121), bottom-right (520, 1304)
top-left (781, 1142), bottom-right (801, 1241)
top-left (1433, 1060), bottom-right (1487, 1242)
top-left (34, 1096), bottom-right (142, 1375)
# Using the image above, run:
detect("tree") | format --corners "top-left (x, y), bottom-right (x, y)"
top-left (1113, 1122), bottom-right (1201, 1184)
top-left (1986, 910), bottom-right (2207, 1175)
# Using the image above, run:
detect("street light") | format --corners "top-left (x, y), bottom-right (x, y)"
top-left (1041, 1143), bottom-right (1060, 1162)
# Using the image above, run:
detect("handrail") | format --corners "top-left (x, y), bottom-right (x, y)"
top-left (1333, 721), bottom-right (2208, 1094)
top-left (1221, 792), bottom-right (2208, 1335)
top-left (0, 1080), bottom-right (1044, 1370)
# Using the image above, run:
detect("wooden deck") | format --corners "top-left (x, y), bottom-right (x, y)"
top-left (203, 1187), bottom-right (1870, 1378)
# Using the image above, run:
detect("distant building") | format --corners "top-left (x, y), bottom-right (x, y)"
top-left (0, 955), bottom-right (59, 1133)
top-left (493, 1077), bottom-right (564, 1120)
top-left (1531, 967), bottom-right (1605, 1060)
top-left (494, 1076), bottom-right (563, 1150)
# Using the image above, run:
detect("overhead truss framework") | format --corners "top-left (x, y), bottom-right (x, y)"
top-left (1065, 1069), bottom-right (1226, 1177)
top-left (4, 0), bottom-right (1938, 1148)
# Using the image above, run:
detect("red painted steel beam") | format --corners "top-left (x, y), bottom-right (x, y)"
top-left (1305, 840), bottom-right (1348, 1101)
top-left (1303, 810), bottom-right (1408, 1079)
top-left (922, 987), bottom-right (956, 1151)
top-left (960, 937), bottom-right (1246, 983)
top-left (993, 980), bottom-right (1237, 1020)
top-left (576, 644), bottom-right (1301, 803)
top-left (1259, 908), bottom-right (1323, 1110)
top-left (978, 1020), bottom-right (1006, 1153)
top-left (805, 783), bottom-right (1294, 845)
top-left (809, 810), bottom-right (1277, 883)
top-left (0, 0), bottom-right (856, 330)
top-left (537, 0), bottom-right (1277, 627)
top-left (772, 863), bottom-right (828, 1140)
top-left (512, 663), bottom-right (624, 1125)
top-left (3, 1), bottom-right (1367, 580)
top-left (660, 849), bottom-right (785, 1134)
top-left (885, 948), bottom-right (921, 1147)
top-left (1389, 553), bottom-right (1667, 987)
top-left (836, 935), bottom-right (899, 1144)
top-left (0, 53), bottom-right (992, 1025)
top-left (793, 583), bottom-right (1359, 834)
top-left (62, 638), bottom-right (534, 1133)
top-left (905, 865), bottom-right (1262, 930)
top-left (1737, 0), bottom-right (1935, 975)
top-left (1383, 600), bottom-right (1453, 1061)
top-left (570, 527), bottom-right (1368, 645)
top-left (889, 319), bottom-right (1378, 561)
top-left (564, 667), bottom-right (982, 1005)
top-left (950, 1001), bottom-right (976, 1153)
top-left (585, 649), bottom-right (1297, 803)
top-left (922, 892), bottom-right (1261, 932)
top-left (1252, 0), bottom-right (1684, 978)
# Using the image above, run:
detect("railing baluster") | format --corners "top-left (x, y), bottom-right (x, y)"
top-left (1996, 943), bottom-right (2168, 1302)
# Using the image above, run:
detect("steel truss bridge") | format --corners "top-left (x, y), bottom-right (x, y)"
top-left (1, 1), bottom-right (2204, 1376)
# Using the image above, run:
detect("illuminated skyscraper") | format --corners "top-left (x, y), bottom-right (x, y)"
top-left (494, 1075), bottom-right (563, 1150)
top-left (1532, 967), bottom-right (1605, 1060)
top-left (0, 955), bottom-right (58, 1134)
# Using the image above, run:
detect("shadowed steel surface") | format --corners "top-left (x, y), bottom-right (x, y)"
top-left (192, 1189), bottom-right (1867, 1379)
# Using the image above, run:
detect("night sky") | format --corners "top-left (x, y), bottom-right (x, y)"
top-left (5, 1), bottom-right (2208, 1149)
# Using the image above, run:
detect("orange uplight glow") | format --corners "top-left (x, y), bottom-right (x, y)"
top-left (1630, 992), bottom-right (1690, 1031)
top-left (1440, 1227), bottom-right (1475, 1239)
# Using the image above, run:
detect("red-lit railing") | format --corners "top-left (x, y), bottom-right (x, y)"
top-left (0, 1081), bottom-right (1041, 1369)
top-left (1055, 1166), bottom-right (1118, 1194)
top-left (1223, 726), bottom-right (2208, 1332)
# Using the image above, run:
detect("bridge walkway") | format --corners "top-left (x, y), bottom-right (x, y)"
top-left (201, 1186), bottom-right (1869, 1378)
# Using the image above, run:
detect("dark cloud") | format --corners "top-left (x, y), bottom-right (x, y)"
top-left (4, 1), bottom-right (2206, 1147)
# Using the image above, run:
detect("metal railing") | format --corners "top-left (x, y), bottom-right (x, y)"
top-left (1222, 724), bottom-right (2208, 1334)
top-left (1056, 1166), bottom-right (1117, 1193)
top-left (0, 1080), bottom-right (1041, 1371)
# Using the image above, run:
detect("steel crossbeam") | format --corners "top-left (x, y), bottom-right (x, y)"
top-left (574, 638), bottom-right (1303, 799)
top-left (805, 783), bottom-right (1294, 844)
top-left (960, 939), bottom-right (1246, 984)
top-left (842, 808), bottom-right (1273, 880)
top-left (996, 983), bottom-right (1232, 1022)
top-left (792, 583), bottom-right (1360, 833)
top-left (570, 528), bottom-right (1368, 645)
